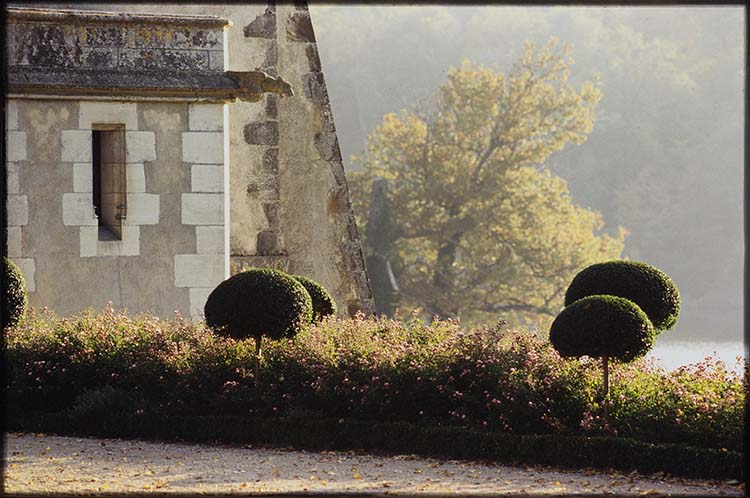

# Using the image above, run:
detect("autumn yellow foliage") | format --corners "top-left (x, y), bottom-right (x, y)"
top-left (350, 39), bottom-right (626, 326)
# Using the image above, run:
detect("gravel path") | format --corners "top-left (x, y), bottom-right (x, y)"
top-left (3, 433), bottom-right (743, 495)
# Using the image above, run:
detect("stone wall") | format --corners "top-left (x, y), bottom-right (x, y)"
top-left (9, 2), bottom-right (375, 317)
top-left (5, 8), bottom-right (231, 319)
top-left (5, 98), bottom-right (228, 319)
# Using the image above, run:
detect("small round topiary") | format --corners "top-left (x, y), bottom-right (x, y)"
top-left (3, 257), bottom-right (28, 329)
top-left (292, 275), bottom-right (337, 322)
top-left (204, 268), bottom-right (313, 385)
top-left (204, 267), bottom-right (312, 341)
top-left (564, 260), bottom-right (680, 331)
top-left (550, 294), bottom-right (656, 363)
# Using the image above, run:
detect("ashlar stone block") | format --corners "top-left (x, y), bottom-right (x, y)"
top-left (7, 162), bottom-right (20, 194)
top-left (7, 131), bottom-right (27, 162)
top-left (182, 131), bottom-right (224, 164)
top-left (7, 195), bottom-right (29, 226)
top-left (12, 258), bottom-right (36, 292)
top-left (73, 163), bottom-right (93, 193)
top-left (79, 226), bottom-right (98, 257)
top-left (6, 100), bottom-right (19, 130)
top-left (79, 102), bottom-right (138, 130)
top-left (189, 287), bottom-right (213, 320)
top-left (63, 193), bottom-right (97, 226)
top-left (126, 163), bottom-right (146, 193)
top-left (98, 225), bottom-right (140, 256)
top-left (126, 131), bottom-right (157, 163)
top-left (182, 193), bottom-right (224, 225)
top-left (189, 104), bottom-right (224, 131)
top-left (196, 226), bottom-right (225, 254)
top-left (191, 164), bottom-right (224, 192)
top-left (7, 227), bottom-right (22, 257)
top-left (174, 254), bottom-right (226, 288)
top-left (123, 193), bottom-right (160, 225)
top-left (61, 130), bottom-right (92, 162)
top-left (81, 226), bottom-right (141, 257)
top-left (243, 121), bottom-right (278, 146)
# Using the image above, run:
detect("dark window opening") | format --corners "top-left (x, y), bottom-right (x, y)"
top-left (92, 125), bottom-right (126, 241)
top-left (92, 131), bottom-right (102, 222)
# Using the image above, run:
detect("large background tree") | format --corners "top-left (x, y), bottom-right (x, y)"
top-left (312, 5), bottom-right (743, 341)
top-left (350, 40), bottom-right (625, 325)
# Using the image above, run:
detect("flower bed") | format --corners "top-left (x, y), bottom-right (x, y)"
top-left (4, 307), bottom-right (743, 453)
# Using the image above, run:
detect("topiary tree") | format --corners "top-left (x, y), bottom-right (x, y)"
top-left (550, 294), bottom-right (656, 424)
top-left (204, 268), bottom-right (312, 385)
top-left (292, 275), bottom-right (337, 322)
top-left (564, 260), bottom-right (680, 331)
top-left (3, 257), bottom-right (28, 329)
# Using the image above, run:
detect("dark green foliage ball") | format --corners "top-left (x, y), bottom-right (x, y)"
top-left (550, 295), bottom-right (656, 363)
top-left (565, 260), bottom-right (680, 331)
top-left (3, 257), bottom-right (28, 328)
top-left (292, 275), bottom-right (337, 321)
top-left (204, 268), bottom-right (312, 341)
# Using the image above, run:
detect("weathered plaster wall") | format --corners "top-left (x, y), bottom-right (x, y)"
top-left (6, 98), bottom-right (227, 318)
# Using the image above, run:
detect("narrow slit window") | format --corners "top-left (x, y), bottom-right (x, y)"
top-left (92, 125), bottom-right (126, 240)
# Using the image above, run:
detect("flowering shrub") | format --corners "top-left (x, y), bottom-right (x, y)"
top-left (606, 356), bottom-right (744, 450)
top-left (4, 307), bottom-right (743, 450)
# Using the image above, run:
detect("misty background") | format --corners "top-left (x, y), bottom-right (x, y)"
top-left (310, 5), bottom-right (744, 352)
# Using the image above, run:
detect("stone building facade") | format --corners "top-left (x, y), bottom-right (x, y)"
top-left (4, 4), bottom-right (374, 319)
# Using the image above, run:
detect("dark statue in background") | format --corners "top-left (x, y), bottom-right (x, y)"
top-left (365, 178), bottom-right (400, 316)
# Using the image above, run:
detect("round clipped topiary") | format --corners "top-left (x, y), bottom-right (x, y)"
top-left (204, 268), bottom-right (312, 384)
top-left (550, 294), bottom-right (656, 426)
top-left (550, 294), bottom-right (656, 363)
top-left (564, 260), bottom-right (680, 331)
top-left (292, 275), bottom-right (337, 322)
top-left (204, 268), bottom-right (312, 341)
top-left (3, 257), bottom-right (28, 329)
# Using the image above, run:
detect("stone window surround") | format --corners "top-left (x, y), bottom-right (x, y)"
top-left (7, 99), bottom-right (230, 318)
top-left (61, 101), bottom-right (158, 258)
top-left (62, 100), bottom-right (232, 320)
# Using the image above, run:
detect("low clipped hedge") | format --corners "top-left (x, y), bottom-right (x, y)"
top-left (5, 308), bottom-right (744, 463)
top-left (565, 260), bottom-right (680, 331)
top-left (6, 411), bottom-right (742, 480)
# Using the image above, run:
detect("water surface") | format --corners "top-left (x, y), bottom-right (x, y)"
top-left (646, 340), bottom-right (745, 374)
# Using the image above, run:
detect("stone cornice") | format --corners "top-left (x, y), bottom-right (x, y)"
top-left (8, 67), bottom-right (293, 103)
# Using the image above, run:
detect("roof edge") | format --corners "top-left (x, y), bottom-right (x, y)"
top-left (6, 7), bottom-right (231, 28)
top-left (7, 67), bottom-right (293, 103)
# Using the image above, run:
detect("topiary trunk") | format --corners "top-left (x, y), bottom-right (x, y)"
top-left (254, 335), bottom-right (262, 387)
top-left (602, 355), bottom-right (610, 427)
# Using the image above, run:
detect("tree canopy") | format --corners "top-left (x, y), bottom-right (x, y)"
top-left (350, 39), bottom-right (625, 325)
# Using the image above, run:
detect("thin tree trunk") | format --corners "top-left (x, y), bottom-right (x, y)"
top-left (602, 355), bottom-right (609, 426)
top-left (255, 335), bottom-right (262, 388)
